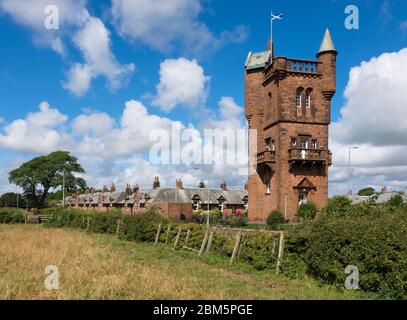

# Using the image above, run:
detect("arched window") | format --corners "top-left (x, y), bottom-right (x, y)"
top-left (305, 88), bottom-right (312, 108)
top-left (296, 87), bottom-right (303, 107)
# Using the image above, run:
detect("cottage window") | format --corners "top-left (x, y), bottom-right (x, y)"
top-left (291, 138), bottom-right (297, 147)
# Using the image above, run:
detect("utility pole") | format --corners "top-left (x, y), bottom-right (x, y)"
top-left (62, 167), bottom-right (66, 207)
top-left (193, 168), bottom-right (210, 228)
top-left (348, 146), bottom-right (359, 196)
top-left (16, 193), bottom-right (19, 209)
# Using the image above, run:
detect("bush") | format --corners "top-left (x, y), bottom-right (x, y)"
top-left (286, 211), bottom-right (407, 299)
top-left (224, 211), bottom-right (248, 228)
top-left (266, 211), bottom-right (285, 230)
top-left (240, 232), bottom-right (278, 270)
top-left (297, 202), bottom-right (317, 220)
top-left (0, 208), bottom-right (26, 224)
top-left (384, 194), bottom-right (406, 213)
top-left (120, 209), bottom-right (165, 242)
top-left (322, 196), bottom-right (353, 217)
top-left (193, 210), bottom-right (222, 225)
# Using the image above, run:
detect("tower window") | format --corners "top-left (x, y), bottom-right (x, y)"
top-left (291, 138), bottom-right (297, 147)
top-left (301, 138), bottom-right (308, 149)
top-left (296, 88), bottom-right (303, 107)
top-left (305, 89), bottom-right (312, 108)
top-left (311, 139), bottom-right (318, 149)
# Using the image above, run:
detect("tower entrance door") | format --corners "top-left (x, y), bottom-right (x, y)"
top-left (299, 192), bottom-right (308, 205)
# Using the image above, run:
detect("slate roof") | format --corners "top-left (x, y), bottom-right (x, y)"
top-left (347, 192), bottom-right (407, 205)
top-left (245, 51), bottom-right (272, 70)
top-left (65, 188), bottom-right (248, 206)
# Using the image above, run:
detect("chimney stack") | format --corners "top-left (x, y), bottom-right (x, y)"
top-left (153, 176), bottom-right (160, 189)
top-left (125, 184), bottom-right (132, 196)
top-left (381, 186), bottom-right (388, 194)
top-left (221, 180), bottom-right (228, 191)
top-left (110, 183), bottom-right (116, 193)
top-left (133, 184), bottom-right (140, 193)
top-left (176, 179), bottom-right (184, 190)
top-left (102, 185), bottom-right (109, 193)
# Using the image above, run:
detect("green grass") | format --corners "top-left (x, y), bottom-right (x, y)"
top-left (0, 224), bottom-right (370, 300)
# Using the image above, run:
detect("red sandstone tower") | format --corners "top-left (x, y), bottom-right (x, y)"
top-left (245, 29), bottom-right (337, 222)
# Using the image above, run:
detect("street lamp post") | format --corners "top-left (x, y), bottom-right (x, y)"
top-left (348, 146), bottom-right (359, 196)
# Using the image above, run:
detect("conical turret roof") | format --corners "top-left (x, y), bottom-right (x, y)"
top-left (318, 29), bottom-right (336, 54)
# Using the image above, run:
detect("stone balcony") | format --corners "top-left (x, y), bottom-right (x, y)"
top-left (288, 148), bottom-right (330, 165)
top-left (257, 150), bottom-right (276, 171)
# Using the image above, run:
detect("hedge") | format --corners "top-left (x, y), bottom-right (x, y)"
top-left (0, 208), bottom-right (26, 224)
top-left (285, 211), bottom-right (407, 299)
top-left (44, 208), bottom-right (283, 271)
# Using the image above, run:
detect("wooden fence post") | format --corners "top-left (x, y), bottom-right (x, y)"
top-left (86, 216), bottom-right (90, 230)
top-left (230, 231), bottom-right (242, 265)
top-left (237, 234), bottom-right (245, 258)
top-left (198, 230), bottom-right (209, 257)
top-left (154, 223), bottom-right (162, 245)
top-left (276, 232), bottom-right (285, 274)
top-left (24, 212), bottom-right (28, 224)
top-left (165, 225), bottom-right (172, 244)
top-left (116, 219), bottom-right (122, 236)
top-left (206, 232), bottom-right (214, 253)
top-left (272, 235), bottom-right (277, 255)
top-left (173, 227), bottom-right (182, 250)
top-left (185, 229), bottom-right (191, 245)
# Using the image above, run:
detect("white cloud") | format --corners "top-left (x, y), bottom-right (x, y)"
top-left (0, 97), bottom-right (249, 192)
top-left (110, 0), bottom-right (248, 55)
top-left (1, 0), bottom-right (135, 96)
top-left (62, 63), bottom-right (92, 96)
top-left (63, 16), bottom-right (135, 96)
top-left (0, 101), bottom-right (71, 153)
top-left (330, 48), bottom-right (407, 195)
top-left (0, 0), bottom-right (88, 55)
top-left (152, 58), bottom-right (209, 112)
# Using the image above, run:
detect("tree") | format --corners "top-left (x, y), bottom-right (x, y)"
top-left (266, 211), bottom-right (285, 230)
top-left (9, 151), bottom-right (86, 209)
top-left (199, 180), bottom-right (206, 189)
top-left (297, 202), bottom-right (318, 220)
top-left (358, 187), bottom-right (376, 196)
top-left (0, 192), bottom-right (27, 208)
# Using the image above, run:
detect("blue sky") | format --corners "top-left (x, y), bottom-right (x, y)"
top-left (0, 0), bottom-right (407, 195)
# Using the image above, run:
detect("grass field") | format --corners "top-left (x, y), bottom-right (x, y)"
top-left (0, 224), bottom-right (368, 300)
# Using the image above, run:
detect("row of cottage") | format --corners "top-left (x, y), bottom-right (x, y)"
top-left (64, 177), bottom-right (248, 221)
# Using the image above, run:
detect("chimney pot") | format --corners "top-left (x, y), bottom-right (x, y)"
top-left (221, 180), bottom-right (228, 191)
top-left (153, 176), bottom-right (160, 189)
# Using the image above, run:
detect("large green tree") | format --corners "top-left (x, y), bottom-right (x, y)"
top-left (9, 151), bottom-right (86, 209)
top-left (0, 192), bottom-right (27, 208)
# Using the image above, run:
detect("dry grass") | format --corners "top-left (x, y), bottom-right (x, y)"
top-left (0, 224), bottom-right (367, 300)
